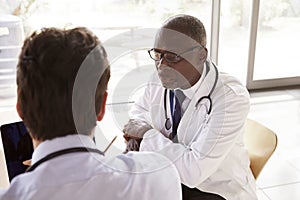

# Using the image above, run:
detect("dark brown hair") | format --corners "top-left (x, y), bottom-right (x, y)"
top-left (17, 27), bottom-right (110, 141)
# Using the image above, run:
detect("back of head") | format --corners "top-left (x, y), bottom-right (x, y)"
top-left (162, 14), bottom-right (207, 47)
top-left (17, 27), bottom-right (110, 141)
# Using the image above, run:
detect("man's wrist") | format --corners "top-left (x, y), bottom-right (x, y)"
top-left (123, 134), bottom-right (142, 141)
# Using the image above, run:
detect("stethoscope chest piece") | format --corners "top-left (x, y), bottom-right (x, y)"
top-left (165, 118), bottom-right (172, 130)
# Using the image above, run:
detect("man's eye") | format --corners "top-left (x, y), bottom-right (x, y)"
top-left (165, 53), bottom-right (172, 58)
top-left (154, 52), bottom-right (161, 59)
top-left (165, 53), bottom-right (177, 59)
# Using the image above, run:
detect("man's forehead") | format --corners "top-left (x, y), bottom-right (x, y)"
top-left (154, 28), bottom-right (199, 53)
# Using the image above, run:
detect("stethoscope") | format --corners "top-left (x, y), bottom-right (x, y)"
top-left (26, 147), bottom-right (104, 172)
top-left (164, 62), bottom-right (219, 130)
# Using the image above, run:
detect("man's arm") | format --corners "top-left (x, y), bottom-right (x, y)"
top-left (123, 81), bottom-right (157, 152)
top-left (139, 85), bottom-right (250, 187)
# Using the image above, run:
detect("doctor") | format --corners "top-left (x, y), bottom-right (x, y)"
top-left (123, 14), bottom-right (257, 200)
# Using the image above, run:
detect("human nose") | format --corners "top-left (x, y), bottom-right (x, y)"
top-left (157, 56), bottom-right (168, 69)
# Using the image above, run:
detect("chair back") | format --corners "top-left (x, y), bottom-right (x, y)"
top-left (244, 119), bottom-right (278, 179)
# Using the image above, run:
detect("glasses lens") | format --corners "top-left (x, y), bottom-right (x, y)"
top-left (149, 49), bottom-right (161, 61)
top-left (149, 49), bottom-right (182, 63)
top-left (164, 52), bottom-right (181, 63)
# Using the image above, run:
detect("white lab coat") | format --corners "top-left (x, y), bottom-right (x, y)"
top-left (0, 134), bottom-right (182, 200)
top-left (129, 61), bottom-right (257, 200)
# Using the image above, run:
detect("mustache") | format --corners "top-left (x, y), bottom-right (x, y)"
top-left (157, 66), bottom-right (191, 89)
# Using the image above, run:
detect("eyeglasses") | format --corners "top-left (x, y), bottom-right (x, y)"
top-left (148, 45), bottom-right (203, 63)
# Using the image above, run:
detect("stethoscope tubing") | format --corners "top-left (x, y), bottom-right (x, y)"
top-left (164, 62), bottom-right (219, 130)
top-left (26, 147), bottom-right (104, 172)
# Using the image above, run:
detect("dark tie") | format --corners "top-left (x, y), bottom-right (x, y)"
top-left (170, 89), bottom-right (186, 142)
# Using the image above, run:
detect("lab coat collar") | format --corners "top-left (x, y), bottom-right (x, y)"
top-left (182, 60), bottom-right (217, 102)
top-left (31, 134), bottom-right (98, 165)
top-left (177, 60), bottom-right (218, 142)
top-left (194, 60), bottom-right (217, 101)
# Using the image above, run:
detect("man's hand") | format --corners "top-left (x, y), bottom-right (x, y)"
top-left (123, 138), bottom-right (142, 153)
top-left (23, 159), bottom-right (32, 166)
top-left (123, 119), bottom-right (152, 141)
top-left (123, 119), bottom-right (152, 153)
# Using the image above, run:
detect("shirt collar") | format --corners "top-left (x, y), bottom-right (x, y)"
top-left (31, 134), bottom-right (97, 165)
top-left (181, 61), bottom-right (207, 100)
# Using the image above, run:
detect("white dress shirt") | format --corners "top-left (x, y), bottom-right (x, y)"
top-left (0, 134), bottom-right (181, 200)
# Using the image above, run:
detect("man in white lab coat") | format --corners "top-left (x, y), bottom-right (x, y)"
top-left (0, 27), bottom-right (181, 200)
top-left (123, 14), bottom-right (257, 200)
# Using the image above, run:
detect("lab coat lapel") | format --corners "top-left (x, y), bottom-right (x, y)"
top-left (177, 61), bottom-right (217, 144)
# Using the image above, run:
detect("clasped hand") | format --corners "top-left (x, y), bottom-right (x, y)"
top-left (123, 119), bottom-right (152, 152)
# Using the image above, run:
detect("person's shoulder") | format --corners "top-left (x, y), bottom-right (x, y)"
top-left (219, 72), bottom-right (249, 97)
top-left (125, 151), bottom-right (174, 164)
top-left (96, 152), bottom-right (181, 200)
top-left (108, 151), bottom-right (177, 173)
top-left (0, 172), bottom-right (38, 199)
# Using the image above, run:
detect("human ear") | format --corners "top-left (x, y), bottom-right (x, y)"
top-left (16, 89), bottom-right (23, 119)
top-left (97, 91), bottom-right (108, 121)
top-left (199, 47), bottom-right (208, 62)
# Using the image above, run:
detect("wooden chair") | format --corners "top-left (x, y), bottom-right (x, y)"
top-left (244, 119), bottom-right (278, 179)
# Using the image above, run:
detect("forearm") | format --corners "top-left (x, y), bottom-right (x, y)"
top-left (140, 127), bottom-right (240, 187)
top-left (140, 87), bottom-right (250, 187)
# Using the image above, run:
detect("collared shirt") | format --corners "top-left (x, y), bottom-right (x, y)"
top-left (0, 134), bottom-right (181, 200)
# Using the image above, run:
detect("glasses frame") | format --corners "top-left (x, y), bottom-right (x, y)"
top-left (148, 45), bottom-right (204, 63)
